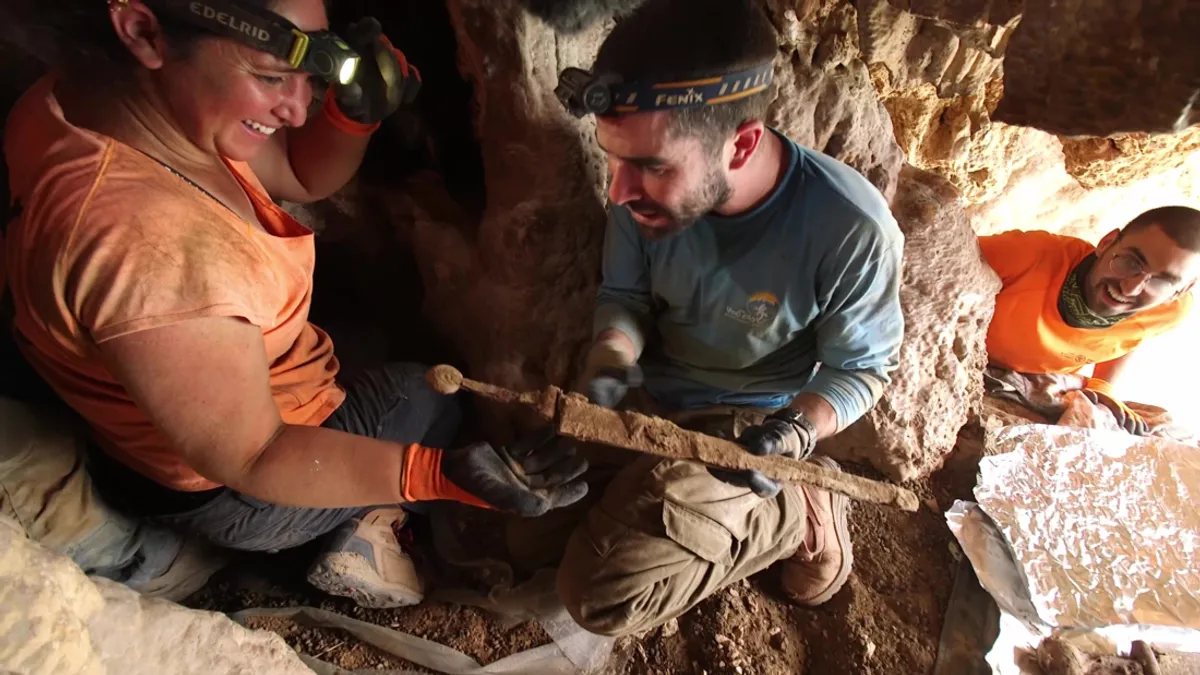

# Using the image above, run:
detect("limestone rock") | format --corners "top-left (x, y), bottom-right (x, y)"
top-left (966, 126), bottom-right (1200, 240)
top-left (995, 0), bottom-right (1200, 136)
top-left (1060, 127), bottom-right (1200, 189)
top-left (0, 516), bottom-right (105, 675)
top-left (765, 0), bottom-right (906, 201)
top-left (820, 166), bottom-right (1000, 481)
top-left (884, 0), bottom-right (1021, 26)
top-left (0, 516), bottom-right (309, 675)
top-left (858, 0), bottom-right (1200, 245)
top-left (859, 0), bottom-right (1012, 98)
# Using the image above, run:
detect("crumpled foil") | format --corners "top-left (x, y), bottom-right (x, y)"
top-left (976, 424), bottom-right (1200, 630)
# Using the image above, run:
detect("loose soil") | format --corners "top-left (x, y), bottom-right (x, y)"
top-left (185, 431), bottom-right (982, 674)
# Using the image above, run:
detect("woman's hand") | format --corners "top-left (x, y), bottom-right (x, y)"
top-left (332, 18), bottom-right (422, 125)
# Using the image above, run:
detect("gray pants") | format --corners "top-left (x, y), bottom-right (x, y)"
top-left (111, 362), bottom-right (461, 553)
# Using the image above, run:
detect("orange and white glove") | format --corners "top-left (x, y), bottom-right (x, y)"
top-left (1082, 378), bottom-right (1151, 436)
top-left (400, 437), bottom-right (589, 517)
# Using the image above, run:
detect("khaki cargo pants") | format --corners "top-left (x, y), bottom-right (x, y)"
top-left (507, 399), bottom-right (810, 637)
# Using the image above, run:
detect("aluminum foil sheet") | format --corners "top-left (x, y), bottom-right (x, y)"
top-left (975, 424), bottom-right (1200, 631)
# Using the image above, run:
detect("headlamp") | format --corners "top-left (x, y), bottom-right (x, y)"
top-left (554, 61), bottom-right (775, 118)
top-left (155, 0), bottom-right (361, 85)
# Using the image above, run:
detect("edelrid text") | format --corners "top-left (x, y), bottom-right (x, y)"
top-left (189, 2), bottom-right (270, 42)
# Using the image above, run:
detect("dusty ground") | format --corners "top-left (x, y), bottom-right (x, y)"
top-left (185, 433), bottom-right (979, 675)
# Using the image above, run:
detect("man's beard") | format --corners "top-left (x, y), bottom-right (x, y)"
top-left (628, 167), bottom-right (733, 241)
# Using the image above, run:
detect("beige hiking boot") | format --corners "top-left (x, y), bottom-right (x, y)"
top-left (780, 456), bottom-right (853, 606)
top-left (306, 508), bottom-right (424, 608)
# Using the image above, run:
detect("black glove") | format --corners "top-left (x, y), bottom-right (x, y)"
top-left (710, 410), bottom-right (817, 499)
top-left (333, 18), bottom-right (422, 124)
top-left (585, 363), bottom-right (644, 409)
top-left (439, 432), bottom-right (589, 518)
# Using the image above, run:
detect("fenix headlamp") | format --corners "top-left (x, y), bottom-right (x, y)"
top-left (154, 0), bottom-right (361, 85)
top-left (554, 61), bottom-right (774, 118)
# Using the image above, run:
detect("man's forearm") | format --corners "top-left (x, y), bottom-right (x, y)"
top-left (796, 367), bottom-right (887, 435)
top-left (594, 328), bottom-right (640, 362)
top-left (594, 302), bottom-right (649, 358)
top-left (284, 114), bottom-right (371, 201)
top-left (786, 392), bottom-right (838, 440)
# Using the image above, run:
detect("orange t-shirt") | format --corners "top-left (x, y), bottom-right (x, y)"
top-left (3, 75), bottom-right (345, 491)
top-left (980, 229), bottom-right (1193, 374)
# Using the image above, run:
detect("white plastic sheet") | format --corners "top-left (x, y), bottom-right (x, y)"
top-left (976, 424), bottom-right (1200, 630)
top-left (946, 500), bottom-right (1200, 675)
top-left (946, 421), bottom-right (1200, 674)
top-left (231, 606), bottom-right (584, 675)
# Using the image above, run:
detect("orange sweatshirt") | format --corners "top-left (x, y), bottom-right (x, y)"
top-left (980, 230), bottom-right (1192, 374)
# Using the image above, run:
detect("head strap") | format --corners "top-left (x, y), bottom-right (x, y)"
top-left (151, 0), bottom-right (361, 84)
top-left (555, 61), bottom-right (774, 118)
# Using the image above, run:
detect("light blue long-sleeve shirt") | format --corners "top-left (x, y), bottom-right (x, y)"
top-left (594, 131), bottom-right (904, 429)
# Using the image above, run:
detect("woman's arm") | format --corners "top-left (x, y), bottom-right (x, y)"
top-left (248, 114), bottom-right (370, 204)
top-left (98, 315), bottom-right (408, 508)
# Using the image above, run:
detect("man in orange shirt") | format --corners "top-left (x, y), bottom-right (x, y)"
top-left (980, 206), bottom-right (1200, 434)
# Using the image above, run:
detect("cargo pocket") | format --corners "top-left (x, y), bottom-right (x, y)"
top-left (661, 498), bottom-right (734, 567)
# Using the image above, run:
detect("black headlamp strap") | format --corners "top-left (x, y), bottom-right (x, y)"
top-left (155, 0), bottom-right (308, 69)
top-left (608, 61), bottom-right (775, 114)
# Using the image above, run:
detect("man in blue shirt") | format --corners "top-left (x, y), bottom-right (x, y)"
top-left (538, 0), bottom-right (904, 637)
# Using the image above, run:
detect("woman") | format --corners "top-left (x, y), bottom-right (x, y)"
top-left (3, 0), bottom-right (587, 608)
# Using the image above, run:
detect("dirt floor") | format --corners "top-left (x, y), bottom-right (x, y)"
top-left (184, 429), bottom-right (983, 675)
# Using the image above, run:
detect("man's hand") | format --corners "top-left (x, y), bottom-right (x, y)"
top-left (402, 436), bottom-right (589, 517)
top-left (1082, 378), bottom-right (1151, 436)
top-left (710, 410), bottom-right (818, 498)
top-left (576, 333), bottom-right (642, 409)
top-left (333, 18), bottom-right (422, 125)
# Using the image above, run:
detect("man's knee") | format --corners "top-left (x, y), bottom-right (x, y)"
top-left (555, 456), bottom-right (807, 636)
top-left (556, 511), bottom-right (682, 637)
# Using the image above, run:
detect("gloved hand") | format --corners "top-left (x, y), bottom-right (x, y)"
top-left (1082, 378), bottom-right (1151, 436)
top-left (710, 409), bottom-right (818, 499)
top-left (331, 17), bottom-right (422, 125)
top-left (576, 337), bottom-right (642, 409)
top-left (400, 435), bottom-right (589, 517)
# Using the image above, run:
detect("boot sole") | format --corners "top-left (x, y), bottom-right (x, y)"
top-left (788, 456), bottom-right (854, 607)
top-left (307, 552), bottom-right (424, 609)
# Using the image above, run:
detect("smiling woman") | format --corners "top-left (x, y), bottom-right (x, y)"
top-left (2, 0), bottom-right (588, 609)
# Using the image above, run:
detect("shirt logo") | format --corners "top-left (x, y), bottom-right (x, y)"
top-left (724, 292), bottom-right (780, 328)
